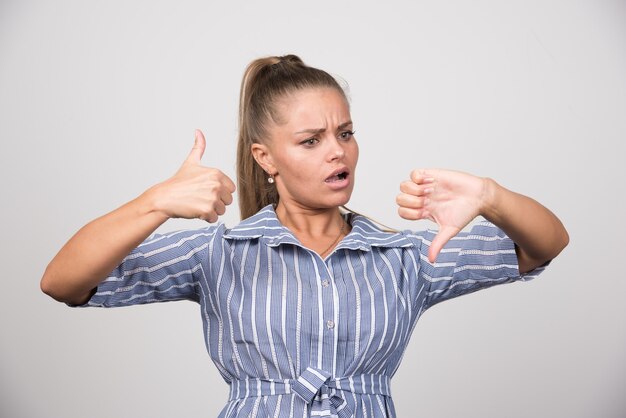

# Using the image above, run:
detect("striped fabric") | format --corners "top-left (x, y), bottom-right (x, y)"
top-left (80, 205), bottom-right (546, 417)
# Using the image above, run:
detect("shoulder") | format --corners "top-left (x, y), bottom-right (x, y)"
top-left (222, 205), bottom-right (280, 241)
top-left (135, 224), bottom-right (227, 256)
top-left (145, 206), bottom-right (281, 248)
top-left (346, 213), bottom-right (417, 251)
top-left (400, 220), bottom-right (509, 247)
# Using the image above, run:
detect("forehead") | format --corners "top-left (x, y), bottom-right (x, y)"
top-left (274, 87), bottom-right (350, 127)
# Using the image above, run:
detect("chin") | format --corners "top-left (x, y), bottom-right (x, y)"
top-left (289, 185), bottom-right (354, 210)
top-left (325, 191), bottom-right (353, 208)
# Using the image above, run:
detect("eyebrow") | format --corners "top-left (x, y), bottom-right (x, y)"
top-left (294, 120), bottom-right (353, 135)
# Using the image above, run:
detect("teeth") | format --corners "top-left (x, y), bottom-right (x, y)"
top-left (326, 171), bottom-right (348, 182)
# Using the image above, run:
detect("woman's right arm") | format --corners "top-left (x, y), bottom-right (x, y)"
top-left (40, 130), bottom-right (236, 305)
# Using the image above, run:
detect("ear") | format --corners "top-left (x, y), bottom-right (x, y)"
top-left (251, 142), bottom-right (277, 175)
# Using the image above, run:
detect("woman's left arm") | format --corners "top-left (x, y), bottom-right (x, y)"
top-left (480, 177), bottom-right (569, 273)
top-left (397, 169), bottom-right (569, 272)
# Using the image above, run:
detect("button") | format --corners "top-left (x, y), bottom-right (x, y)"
top-left (321, 279), bottom-right (330, 288)
top-left (326, 320), bottom-right (335, 329)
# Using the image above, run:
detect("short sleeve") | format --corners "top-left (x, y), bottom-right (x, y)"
top-left (71, 226), bottom-right (219, 308)
top-left (405, 220), bottom-right (548, 311)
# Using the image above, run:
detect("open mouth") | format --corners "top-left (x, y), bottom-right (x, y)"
top-left (325, 171), bottom-right (349, 182)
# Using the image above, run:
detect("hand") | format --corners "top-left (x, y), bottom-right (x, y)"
top-left (397, 169), bottom-right (488, 262)
top-left (149, 130), bottom-right (236, 223)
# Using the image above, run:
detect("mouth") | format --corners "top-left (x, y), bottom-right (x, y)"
top-left (325, 169), bottom-right (350, 183)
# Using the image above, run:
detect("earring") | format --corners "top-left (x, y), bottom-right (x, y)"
top-left (267, 174), bottom-right (275, 184)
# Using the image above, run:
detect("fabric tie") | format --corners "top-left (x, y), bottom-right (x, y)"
top-left (228, 367), bottom-right (391, 418)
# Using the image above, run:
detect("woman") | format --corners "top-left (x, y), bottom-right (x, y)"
top-left (41, 55), bottom-right (568, 417)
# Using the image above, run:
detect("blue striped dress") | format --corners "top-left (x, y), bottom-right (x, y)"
top-left (79, 205), bottom-right (545, 417)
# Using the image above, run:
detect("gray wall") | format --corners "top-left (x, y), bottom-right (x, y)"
top-left (1, 0), bottom-right (624, 417)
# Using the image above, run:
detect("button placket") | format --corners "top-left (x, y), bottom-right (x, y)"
top-left (322, 277), bottom-right (334, 331)
top-left (316, 256), bottom-right (338, 373)
top-left (321, 276), bottom-right (333, 330)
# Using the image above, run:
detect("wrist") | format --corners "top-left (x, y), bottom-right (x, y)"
top-left (479, 177), bottom-right (503, 222)
top-left (137, 183), bottom-right (171, 222)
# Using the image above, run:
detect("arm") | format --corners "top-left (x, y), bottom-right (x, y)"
top-left (480, 178), bottom-right (568, 273)
top-left (40, 130), bottom-right (236, 305)
top-left (397, 169), bottom-right (569, 272)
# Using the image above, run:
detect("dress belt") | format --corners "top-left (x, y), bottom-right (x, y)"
top-left (228, 367), bottom-right (391, 418)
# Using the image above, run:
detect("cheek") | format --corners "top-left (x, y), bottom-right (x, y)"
top-left (276, 151), bottom-right (317, 180)
top-left (349, 141), bottom-right (359, 166)
top-left (292, 159), bottom-right (321, 182)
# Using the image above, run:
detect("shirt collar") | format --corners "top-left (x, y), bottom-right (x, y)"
top-left (224, 205), bottom-right (413, 251)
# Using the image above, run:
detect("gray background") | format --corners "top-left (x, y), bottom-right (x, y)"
top-left (1, 0), bottom-right (625, 417)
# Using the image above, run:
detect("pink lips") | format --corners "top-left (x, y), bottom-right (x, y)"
top-left (325, 167), bottom-right (349, 181)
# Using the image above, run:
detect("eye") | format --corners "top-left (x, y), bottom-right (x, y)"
top-left (300, 137), bottom-right (319, 147)
top-left (339, 130), bottom-right (355, 140)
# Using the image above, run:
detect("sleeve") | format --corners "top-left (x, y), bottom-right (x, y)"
top-left (71, 226), bottom-right (220, 308)
top-left (405, 220), bottom-right (549, 311)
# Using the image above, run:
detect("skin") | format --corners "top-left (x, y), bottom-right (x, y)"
top-left (40, 86), bottom-right (569, 306)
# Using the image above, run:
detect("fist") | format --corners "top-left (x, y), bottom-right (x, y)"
top-left (396, 170), bottom-right (435, 221)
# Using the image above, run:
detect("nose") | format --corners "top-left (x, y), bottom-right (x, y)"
top-left (328, 138), bottom-right (346, 161)
top-left (332, 148), bottom-right (345, 160)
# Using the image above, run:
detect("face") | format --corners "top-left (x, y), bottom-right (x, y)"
top-left (252, 87), bottom-right (359, 212)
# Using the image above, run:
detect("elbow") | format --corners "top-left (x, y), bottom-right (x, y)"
top-left (561, 228), bottom-right (570, 252)
top-left (40, 265), bottom-right (88, 305)
top-left (555, 222), bottom-right (570, 257)
top-left (542, 224), bottom-right (569, 264)
top-left (518, 224), bottom-right (569, 274)
top-left (539, 224), bottom-right (569, 267)
top-left (40, 266), bottom-right (66, 302)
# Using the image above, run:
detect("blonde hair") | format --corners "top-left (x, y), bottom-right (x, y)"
top-left (236, 54), bottom-right (347, 220)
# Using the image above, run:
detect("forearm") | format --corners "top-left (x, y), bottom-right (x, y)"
top-left (480, 178), bottom-right (569, 273)
top-left (40, 187), bottom-right (168, 305)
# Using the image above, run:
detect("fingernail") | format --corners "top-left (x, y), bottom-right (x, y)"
top-left (424, 188), bottom-right (433, 194)
top-left (424, 177), bottom-right (435, 183)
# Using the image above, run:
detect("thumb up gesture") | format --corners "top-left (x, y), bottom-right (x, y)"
top-left (151, 130), bottom-right (236, 223)
top-left (397, 169), bottom-right (487, 263)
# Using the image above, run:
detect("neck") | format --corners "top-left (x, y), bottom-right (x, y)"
top-left (274, 201), bottom-right (349, 257)
top-left (275, 201), bottom-right (343, 235)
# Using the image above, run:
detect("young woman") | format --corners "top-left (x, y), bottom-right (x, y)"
top-left (41, 55), bottom-right (568, 417)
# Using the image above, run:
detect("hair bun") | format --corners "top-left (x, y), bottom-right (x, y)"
top-left (279, 54), bottom-right (303, 65)
top-left (269, 55), bottom-right (305, 70)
